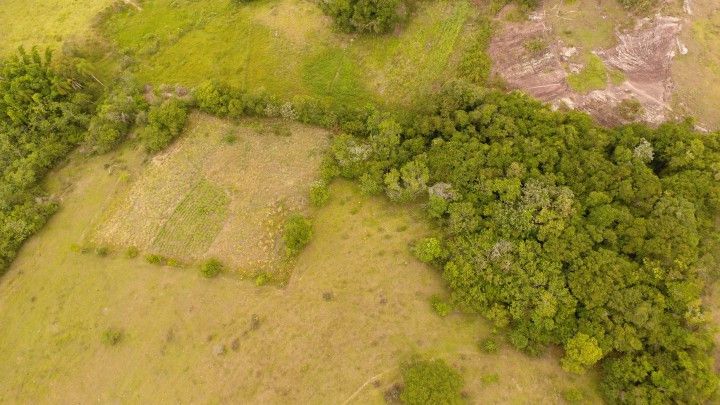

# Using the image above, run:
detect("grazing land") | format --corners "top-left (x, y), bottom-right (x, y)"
top-left (0, 147), bottom-right (600, 403)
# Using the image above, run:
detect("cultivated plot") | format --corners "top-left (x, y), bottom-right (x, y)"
top-left (94, 114), bottom-right (328, 274)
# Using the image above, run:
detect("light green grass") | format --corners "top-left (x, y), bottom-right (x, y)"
top-left (103, 0), bottom-right (474, 107)
top-left (0, 144), bottom-right (603, 402)
top-left (151, 179), bottom-right (229, 260)
top-left (544, 0), bottom-right (630, 51)
top-left (567, 54), bottom-right (609, 93)
top-left (672, 0), bottom-right (720, 129)
top-left (0, 0), bottom-right (114, 55)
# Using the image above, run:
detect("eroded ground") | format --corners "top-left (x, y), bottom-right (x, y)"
top-left (488, 0), bottom-right (717, 128)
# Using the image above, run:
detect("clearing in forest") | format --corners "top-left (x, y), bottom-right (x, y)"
top-left (93, 114), bottom-right (328, 275)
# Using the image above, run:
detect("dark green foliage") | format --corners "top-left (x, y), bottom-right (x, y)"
top-left (318, 0), bottom-right (406, 34)
top-left (200, 258), bottom-right (223, 278)
top-left (400, 358), bottom-right (465, 405)
top-left (0, 47), bottom-right (92, 274)
top-left (141, 99), bottom-right (189, 153)
top-left (86, 76), bottom-right (145, 153)
top-left (326, 80), bottom-right (720, 403)
top-left (283, 214), bottom-right (313, 257)
top-left (101, 327), bottom-right (124, 346)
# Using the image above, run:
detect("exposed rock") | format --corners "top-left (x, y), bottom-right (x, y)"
top-left (489, 13), bottom-right (683, 126)
top-left (488, 18), bottom-right (569, 101)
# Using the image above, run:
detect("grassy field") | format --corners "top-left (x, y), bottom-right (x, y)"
top-left (93, 114), bottom-right (328, 276)
top-left (102, 0), bottom-right (476, 107)
top-left (0, 138), bottom-right (601, 402)
top-left (0, 0), bottom-right (114, 55)
top-left (672, 0), bottom-right (720, 130)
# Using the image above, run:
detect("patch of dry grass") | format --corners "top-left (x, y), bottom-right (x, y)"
top-left (0, 0), bottom-right (114, 54)
top-left (94, 114), bottom-right (328, 275)
top-left (0, 146), bottom-right (602, 402)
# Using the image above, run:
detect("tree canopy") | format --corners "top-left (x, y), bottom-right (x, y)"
top-left (327, 81), bottom-right (720, 403)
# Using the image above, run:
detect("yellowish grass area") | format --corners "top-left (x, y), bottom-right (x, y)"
top-left (0, 142), bottom-right (601, 403)
top-left (93, 114), bottom-right (328, 274)
top-left (0, 0), bottom-right (114, 55)
top-left (672, 0), bottom-right (720, 130)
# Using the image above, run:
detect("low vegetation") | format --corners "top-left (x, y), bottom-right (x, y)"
top-left (567, 54), bottom-right (609, 93)
top-left (283, 214), bottom-right (313, 257)
top-left (400, 357), bottom-right (465, 405)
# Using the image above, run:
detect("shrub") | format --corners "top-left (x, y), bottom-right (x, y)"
top-left (86, 78), bottom-right (145, 153)
top-left (145, 254), bottom-right (166, 265)
top-left (96, 246), bottom-right (110, 257)
top-left (101, 327), bottom-right (124, 346)
top-left (309, 181), bottom-right (331, 207)
top-left (479, 337), bottom-right (499, 354)
top-left (283, 214), bottom-right (313, 257)
top-left (125, 246), bottom-right (139, 258)
top-left (562, 388), bottom-right (585, 404)
top-left (319, 0), bottom-right (407, 34)
top-left (400, 358), bottom-right (464, 405)
top-left (255, 272), bottom-right (270, 286)
top-left (200, 258), bottom-right (223, 278)
top-left (430, 295), bottom-right (452, 317)
top-left (617, 98), bottom-right (644, 121)
top-left (142, 99), bottom-right (189, 153)
top-left (413, 237), bottom-right (443, 263)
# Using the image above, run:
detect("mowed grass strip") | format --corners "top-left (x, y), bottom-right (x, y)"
top-left (151, 179), bottom-right (229, 260)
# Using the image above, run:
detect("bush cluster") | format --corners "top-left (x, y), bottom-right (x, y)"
top-left (324, 80), bottom-right (720, 403)
top-left (86, 76), bottom-right (146, 153)
top-left (400, 357), bottom-right (465, 405)
top-left (283, 214), bottom-right (313, 257)
top-left (318, 0), bottom-right (407, 34)
top-left (141, 99), bottom-right (189, 153)
top-left (200, 258), bottom-right (224, 278)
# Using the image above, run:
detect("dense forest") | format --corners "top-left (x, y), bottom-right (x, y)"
top-left (325, 82), bottom-right (720, 403)
top-left (0, 48), bottom-right (93, 273)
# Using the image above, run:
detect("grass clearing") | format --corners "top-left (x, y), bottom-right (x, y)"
top-left (102, 0), bottom-right (475, 107)
top-left (0, 145), bottom-right (602, 402)
top-left (672, 0), bottom-right (720, 129)
top-left (94, 114), bottom-right (328, 276)
top-left (0, 0), bottom-right (114, 55)
top-left (567, 53), bottom-right (609, 93)
top-left (543, 0), bottom-right (630, 52)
